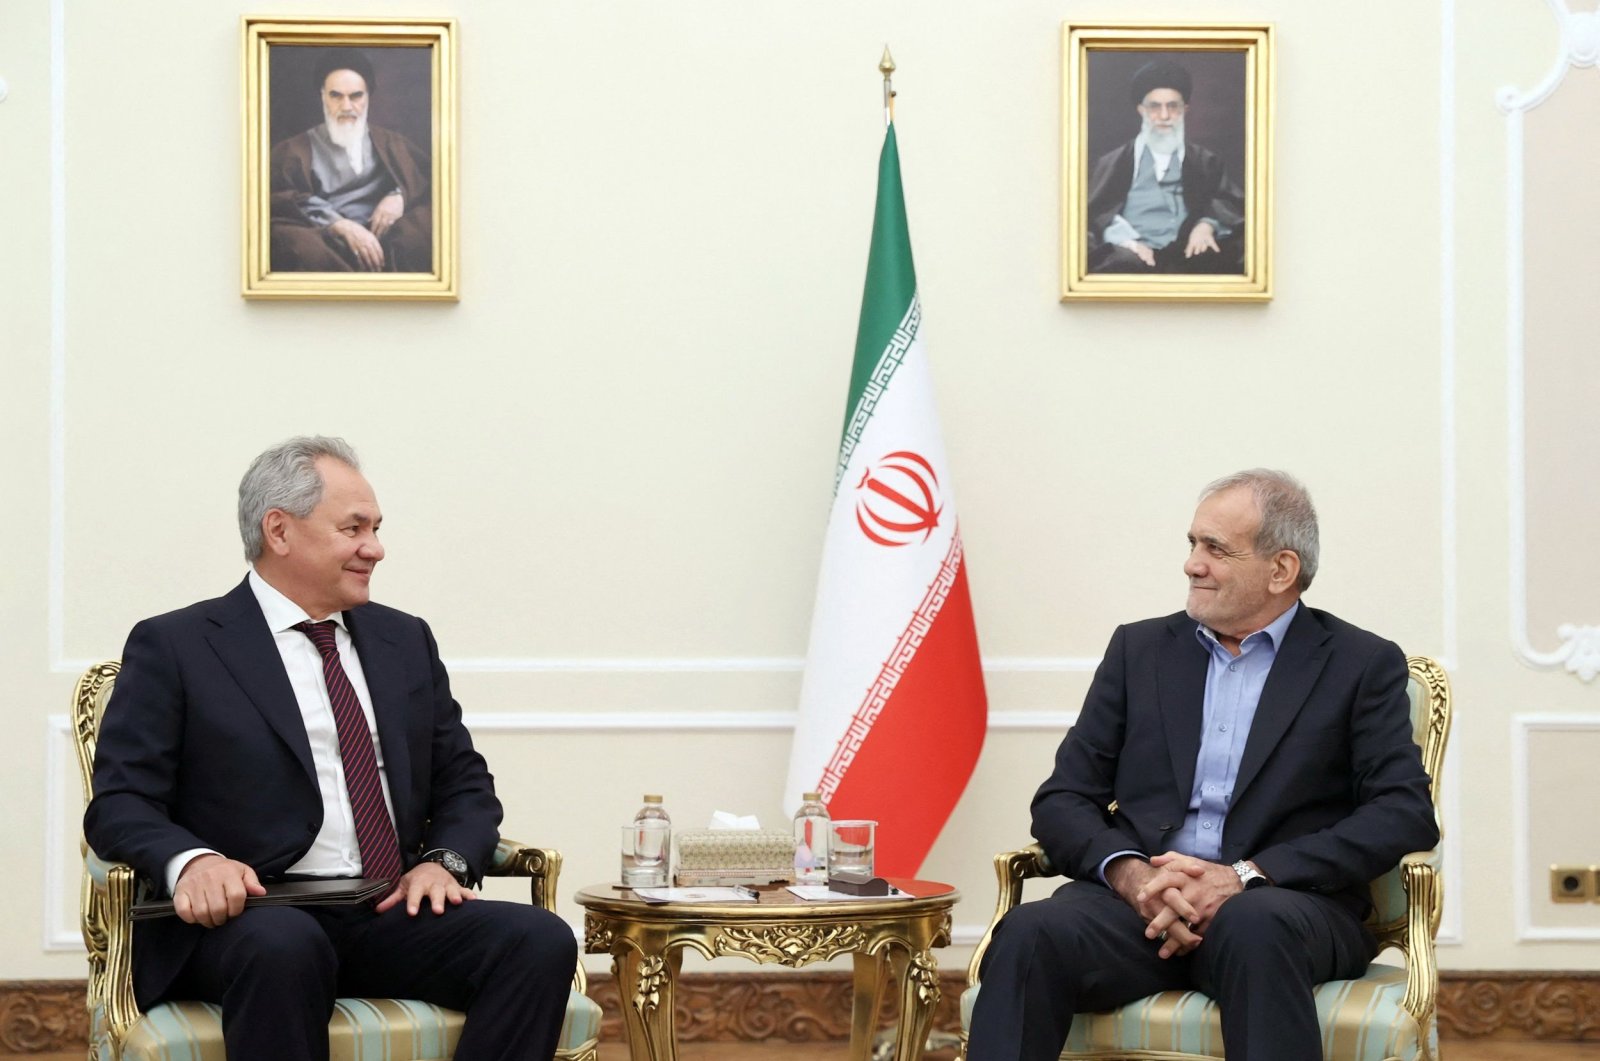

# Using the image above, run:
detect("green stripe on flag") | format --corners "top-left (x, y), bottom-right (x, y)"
top-left (839, 124), bottom-right (917, 456)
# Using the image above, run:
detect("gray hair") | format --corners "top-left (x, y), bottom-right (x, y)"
top-left (238, 436), bottom-right (361, 561)
top-left (1199, 468), bottom-right (1319, 591)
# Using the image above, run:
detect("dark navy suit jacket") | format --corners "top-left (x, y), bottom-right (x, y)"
top-left (84, 578), bottom-right (502, 1006)
top-left (1031, 605), bottom-right (1439, 921)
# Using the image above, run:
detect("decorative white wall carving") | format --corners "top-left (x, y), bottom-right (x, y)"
top-left (1511, 714), bottom-right (1600, 941)
top-left (1503, 0), bottom-right (1600, 682)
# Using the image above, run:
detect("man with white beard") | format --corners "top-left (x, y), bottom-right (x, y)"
top-left (270, 50), bottom-right (433, 273)
top-left (1084, 60), bottom-right (1245, 275)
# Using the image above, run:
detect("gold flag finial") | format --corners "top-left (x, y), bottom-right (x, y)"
top-left (880, 45), bottom-right (897, 126)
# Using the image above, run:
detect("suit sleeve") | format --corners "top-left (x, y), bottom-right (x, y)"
top-left (414, 619), bottom-right (503, 884)
top-left (1251, 639), bottom-right (1440, 891)
top-left (83, 620), bottom-right (213, 889)
top-left (1030, 625), bottom-right (1146, 880)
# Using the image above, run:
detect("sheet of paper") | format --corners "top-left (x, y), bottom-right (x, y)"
top-left (630, 887), bottom-right (758, 904)
top-left (785, 885), bottom-right (917, 901)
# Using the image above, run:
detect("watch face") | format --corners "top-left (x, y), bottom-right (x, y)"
top-left (432, 850), bottom-right (468, 880)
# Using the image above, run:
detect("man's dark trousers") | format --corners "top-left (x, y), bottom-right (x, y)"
top-left (165, 897), bottom-right (577, 1061)
top-left (966, 879), bottom-right (1377, 1061)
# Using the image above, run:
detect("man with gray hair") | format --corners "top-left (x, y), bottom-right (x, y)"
top-left (85, 436), bottom-right (576, 1061)
top-left (967, 469), bottom-right (1438, 1059)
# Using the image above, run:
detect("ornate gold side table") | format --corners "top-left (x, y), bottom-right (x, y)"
top-left (575, 879), bottom-right (959, 1061)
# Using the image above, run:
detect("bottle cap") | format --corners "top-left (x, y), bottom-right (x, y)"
top-left (643, 794), bottom-right (663, 802)
top-left (802, 792), bottom-right (821, 801)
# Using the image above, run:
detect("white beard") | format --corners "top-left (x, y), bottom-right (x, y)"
top-left (1141, 116), bottom-right (1184, 156)
top-left (324, 112), bottom-right (369, 173)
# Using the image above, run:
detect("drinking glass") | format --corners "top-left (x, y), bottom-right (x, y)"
top-left (828, 819), bottom-right (877, 878)
top-left (620, 820), bottom-right (671, 887)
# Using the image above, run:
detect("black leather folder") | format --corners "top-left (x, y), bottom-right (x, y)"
top-left (131, 878), bottom-right (391, 920)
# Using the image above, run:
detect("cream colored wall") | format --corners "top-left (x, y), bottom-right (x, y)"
top-left (3, 0), bottom-right (1598, 981)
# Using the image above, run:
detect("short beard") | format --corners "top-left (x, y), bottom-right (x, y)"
top-left (1141, 115), bottom-right (1184, 155)
top-left (323, 110), bottom-right (369, 172)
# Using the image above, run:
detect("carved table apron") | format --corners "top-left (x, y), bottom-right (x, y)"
top-left (575, 880), bottom-right (959, 1061)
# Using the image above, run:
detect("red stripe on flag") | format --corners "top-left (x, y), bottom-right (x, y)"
top-left (824, 560), bottom-right (986, 877)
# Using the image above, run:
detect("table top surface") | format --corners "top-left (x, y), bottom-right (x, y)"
top-left (574, 879), bottom-right (958, 921)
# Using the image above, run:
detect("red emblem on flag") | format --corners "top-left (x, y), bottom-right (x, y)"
top-left (855, 450), bottom-right (942, 547)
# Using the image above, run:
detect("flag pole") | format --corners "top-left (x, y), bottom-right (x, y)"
top-left (879, 45), bottom-right (896, 127)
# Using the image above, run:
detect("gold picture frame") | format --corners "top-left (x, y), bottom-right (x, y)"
top-left (242, 16), bottom-right (458, 300)
top-left (1062, 22), bottom-right (1273, 302)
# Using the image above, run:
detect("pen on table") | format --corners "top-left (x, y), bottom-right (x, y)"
top-left (733, 885), bottom-right (759, 900)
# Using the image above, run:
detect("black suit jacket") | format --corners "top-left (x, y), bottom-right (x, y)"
top-left (1031, 606), bottom-right (1438, 920)
top-left (83, 578), bottom-right (502, 1006)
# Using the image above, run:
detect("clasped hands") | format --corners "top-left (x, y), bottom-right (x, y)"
top-left (1106, 851), bottom-right (1244, 960)
top-left (173, 853), bottom-right (474, 929)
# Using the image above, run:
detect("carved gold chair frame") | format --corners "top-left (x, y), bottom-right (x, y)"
top-left (72, 659), bottom-right (597, 1061)
top-left (960, 655), bottom-right (1453, 1061)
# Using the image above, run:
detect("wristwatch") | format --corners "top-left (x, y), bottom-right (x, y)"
top-left (422, 848), bottom-right (471, 887)
top-left (1231, 859), bottom-right (1270, 890)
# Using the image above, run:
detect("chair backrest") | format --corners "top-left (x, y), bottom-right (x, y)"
top-left (1364, 655), bottom-right (1452, 946)
top-left (71, 660), bottom-right (122, 811)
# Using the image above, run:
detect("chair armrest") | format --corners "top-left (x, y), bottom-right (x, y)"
top-left (83, 852), bottom-right (143, 1044)
top-left (486, 838), bottom-right (562, 911)
top-left (484, 838), bottom-right (584, 993)
top-left (967, 843), bottom-right (1060, 987)
top-left (1400, 852), bottom-right (1441, 1029)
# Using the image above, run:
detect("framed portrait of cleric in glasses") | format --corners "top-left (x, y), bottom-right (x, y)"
top-left (1062, 23), bottom-right (1273, 302)
top-left (243, 17), bottom-right (458, 300)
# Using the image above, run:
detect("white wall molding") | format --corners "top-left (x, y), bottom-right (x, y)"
top-left (52, 653), bottom-right (1110, 679)
top-left (465, 709), bottom-right (1077, 733)
top-left (1439, 0), bottom-right (1460, 673)
top-left (1435, 0), bottom-right (1462, 947)
top-left (45, 715), bottom-right (81, 952)
top-left (1502, 0), bottom-right (1600, 682)
top-left (1439, 738), bottom-right (1463, 946)
top-left (48, 0), bottom-right (66, 671)
top-left (1511, 714), bottom-right (1600, 942)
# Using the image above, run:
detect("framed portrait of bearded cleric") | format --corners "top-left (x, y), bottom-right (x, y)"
top-left (1062, 23), bottom-right (1273, 302)
top-left (243, 17), bottom-right (458, 300)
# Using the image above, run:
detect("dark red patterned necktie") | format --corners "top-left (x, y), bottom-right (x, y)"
top-left (295, 620), bottom-right (403, 884)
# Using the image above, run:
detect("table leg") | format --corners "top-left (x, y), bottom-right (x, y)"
top-left (612, 945), bottom-right (683, 1061)
top-left (886, 947), bottom-right (942, 1061)
top-left (848, 950), bottom-right (890, 1061)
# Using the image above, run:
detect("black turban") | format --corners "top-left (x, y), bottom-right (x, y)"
top-left (314, 48), bottom-right (376, 94)
top-left (1129, 59), bottom-right (1191, 105)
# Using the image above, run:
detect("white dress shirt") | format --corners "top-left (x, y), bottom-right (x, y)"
top-left (163, 569), bottom-right (397, 893)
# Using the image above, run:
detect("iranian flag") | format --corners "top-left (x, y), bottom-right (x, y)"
top-left (785, 123), bottom-right (987, 878)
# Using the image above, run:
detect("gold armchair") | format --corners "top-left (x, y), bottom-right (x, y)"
top-left (960, 655), bottom-right (1452, 1061)
top-left (72, 660), bottom-right (602, 1061)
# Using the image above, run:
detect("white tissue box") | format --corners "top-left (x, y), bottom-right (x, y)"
top-left (674, 829), bottom-right (794, 886)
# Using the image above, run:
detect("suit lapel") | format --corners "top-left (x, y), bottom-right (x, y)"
top-left (204, 578), bottom-right (317, 788)
top-left (346, 607), bottom-right (412, 829)
top-left (1232, 605), bottom-right (1331, 801)
top-left (1157, 614), bottom-right (1209, 805)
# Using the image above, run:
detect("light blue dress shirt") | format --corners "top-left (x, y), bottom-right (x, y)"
top-left (1096, 601), bottom-right (1300, 881)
